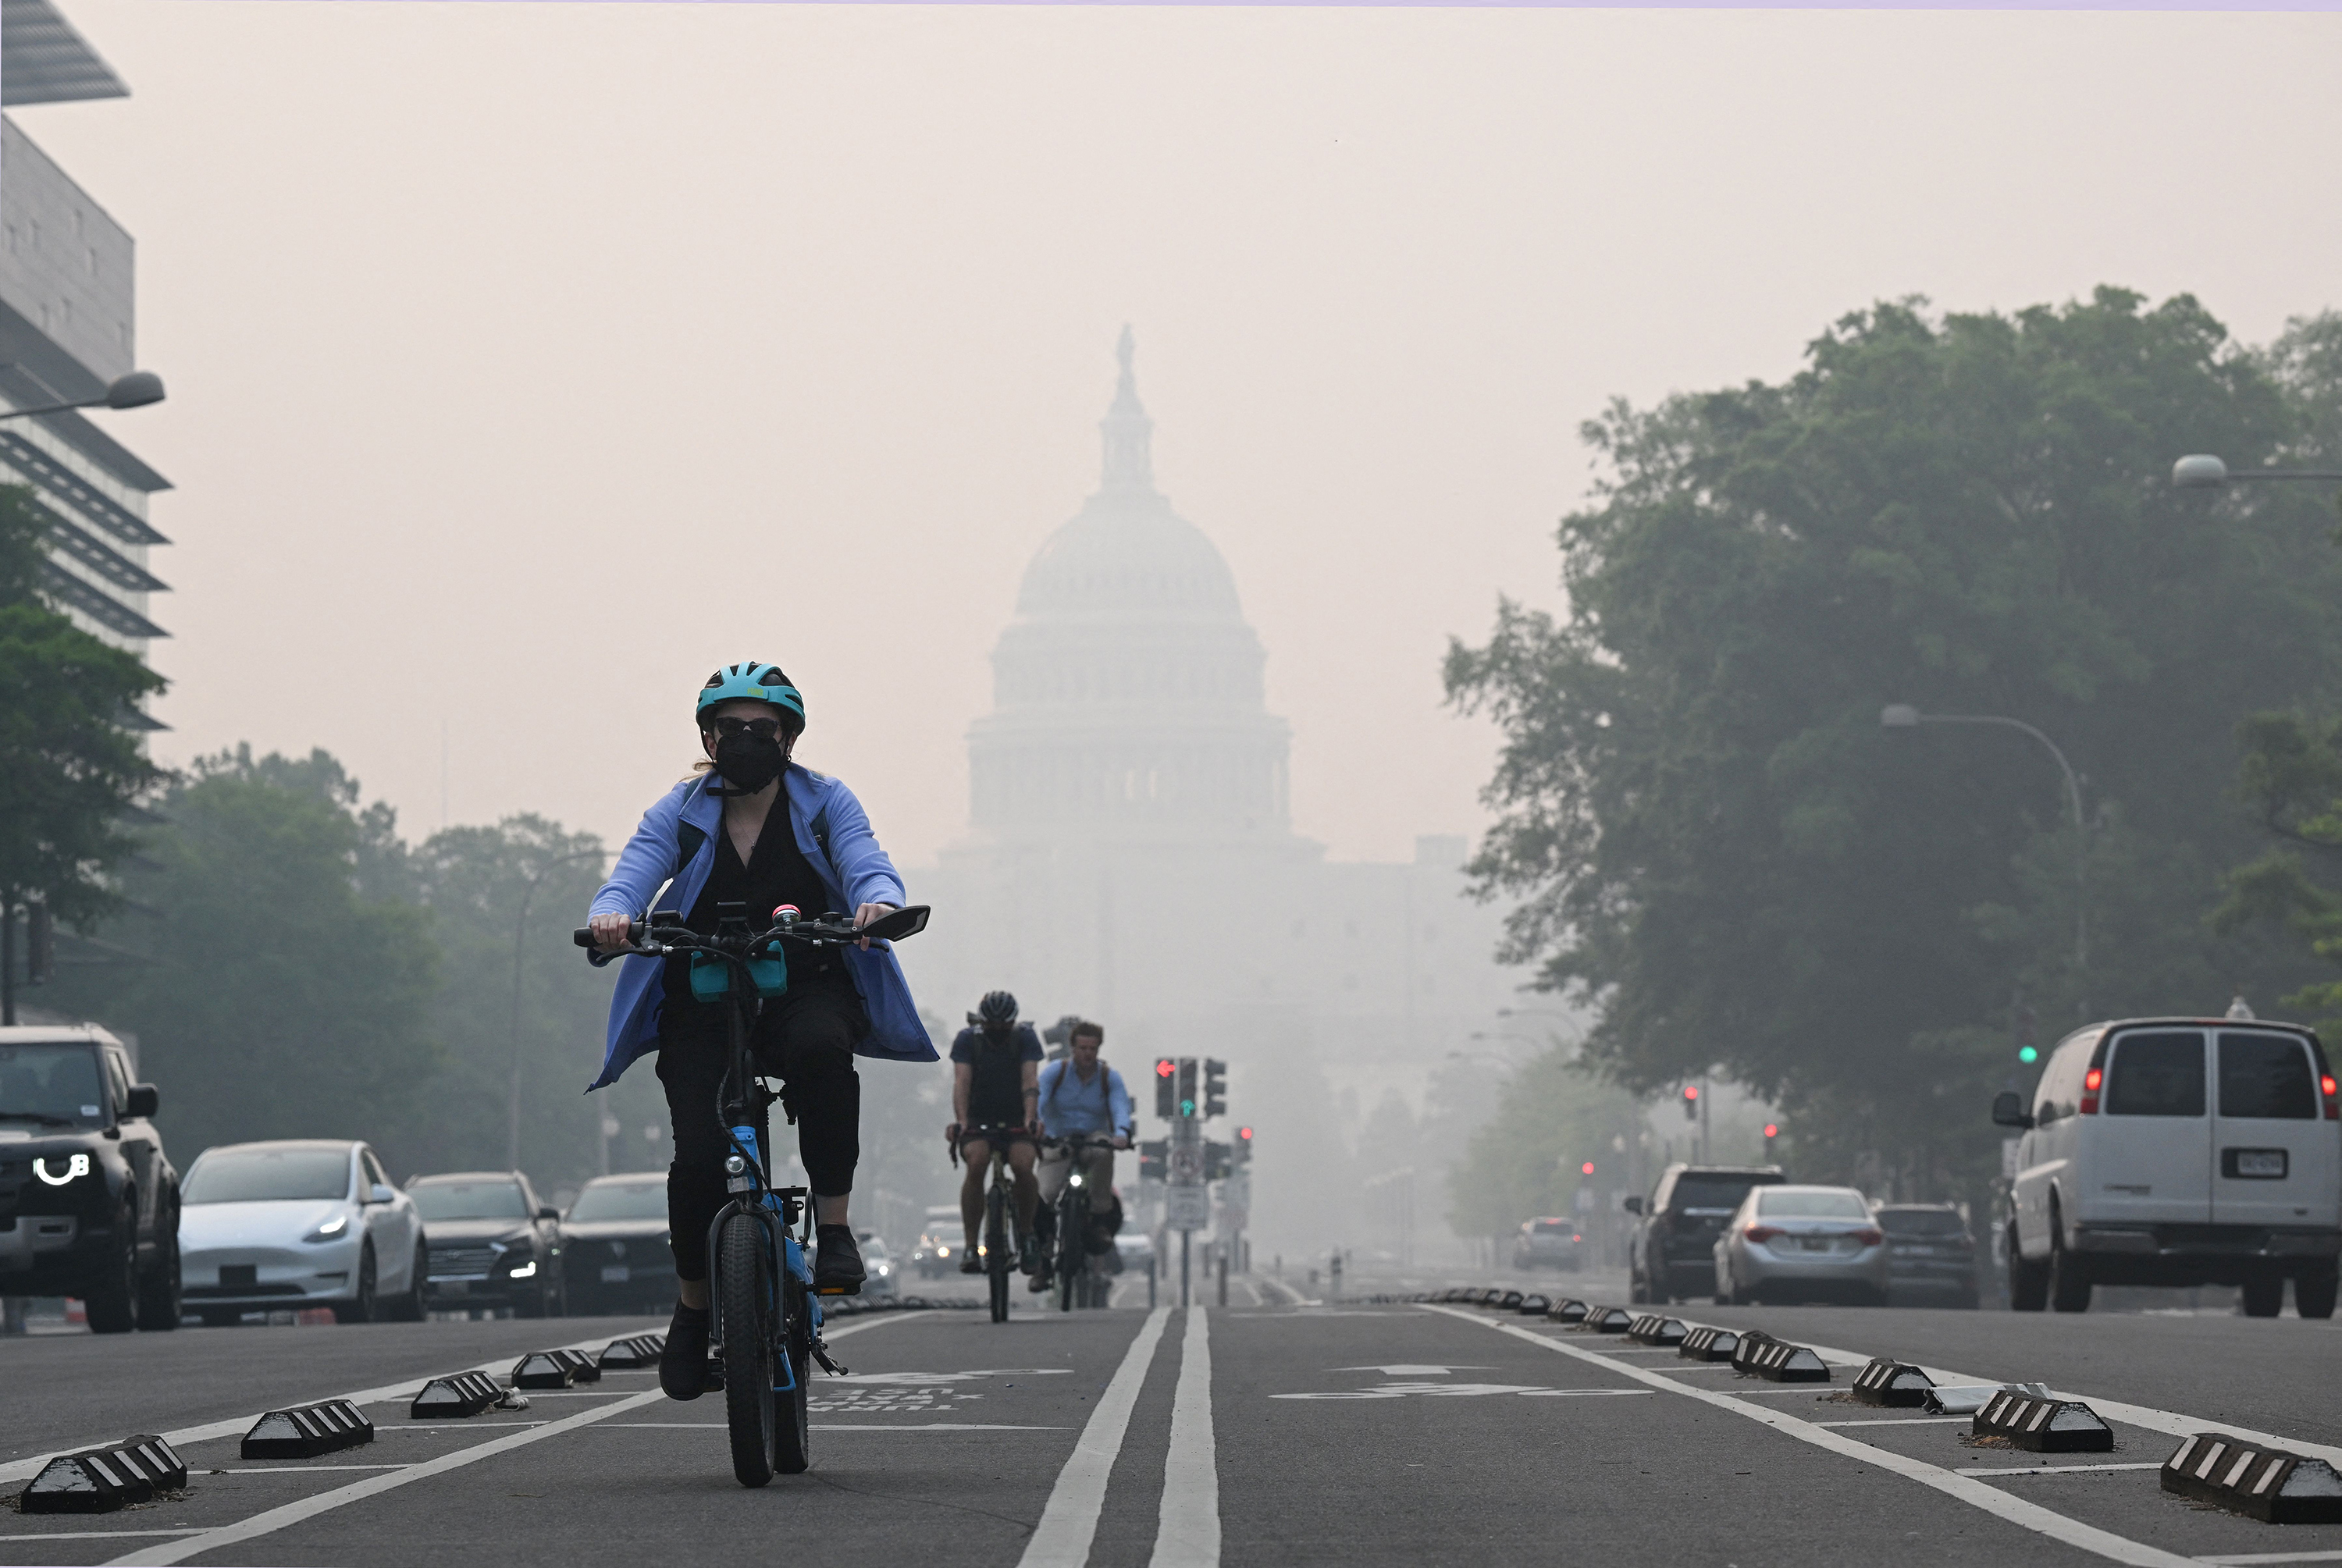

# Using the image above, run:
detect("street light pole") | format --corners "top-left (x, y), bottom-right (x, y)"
top-left (0, 372), bottom-right (166, 422)
top-left (508, 848), bottom-right (605, 1173)
top-left (1882, 705), bottom-right (2088, 1015)
top-left (2172, 455), bottom-right (2342, 491)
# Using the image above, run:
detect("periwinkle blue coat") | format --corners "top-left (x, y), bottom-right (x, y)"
top-left (585, 766), bottom-right (936, 1091)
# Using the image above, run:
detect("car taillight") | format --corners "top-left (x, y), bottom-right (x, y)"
top-left (1744, 1224), bottom-right (1782, 1243)
top-left (2324, 1074), bottom-right (2339, 1122)
top-left (1853, 1227), bottom-right (1884, 1246)
top-left (2080, 1066), bottom-right (2102, 1115)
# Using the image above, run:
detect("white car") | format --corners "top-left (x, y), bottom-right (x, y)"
top-left (180, 1140), bottom-right (426, 1324)
top-left (1996, 1016), bottom-right (2341, 1317)
top-left (1712, 1184), bottom-right (1888, 1306)
top-left (857, 1230), bottom-right (899, 1299)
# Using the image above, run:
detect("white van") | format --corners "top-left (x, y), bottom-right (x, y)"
top-left (1994, 1017), bottom-right (2340, 1317)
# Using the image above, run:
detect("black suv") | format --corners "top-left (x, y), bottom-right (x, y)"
top-left (0, 1026), bottom-right (181, 1332)
top-left (1627, 1163), bottom-right (1785, 1304)
top-left (408, 1170), bottom-right (568, 1317)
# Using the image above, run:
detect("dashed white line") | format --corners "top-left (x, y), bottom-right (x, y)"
top-left (1016, 1306), bottom-right (1171, 1568)
top-left (1151, 1307), bottom-right (1219, 1568)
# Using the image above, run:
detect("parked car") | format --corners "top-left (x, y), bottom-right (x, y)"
top-left (180, 1140), bottom-right (425, 1324)
top-left (561, 1173), bottom-right (674, 1316)
top-left (858, 1231), bottom-right (899, 1300)
top-left (1874, 1204), bottom-right (1979, 1308)
top-left (408, 1171), bottom-right (565, 1317)
top-left (1626, 1164), bottom-right (1785, 1303)
top-left (1714, 1184), bottom-right (1888, 1306)
top-left (1114, 1232), bottom-right (1155, 1275)
top-left (911, 1204), bottom-right (964, 1278)
top-left (0, 1025), bottom-right (180, 1332)
top-left (1995, 1016), bottom-right (2341, 1317)
top-left (1511, 1217), bottom-right (1585, 1272)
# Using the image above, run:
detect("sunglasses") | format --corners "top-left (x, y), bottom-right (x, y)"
top-left (707, 716), bottom-right (787, 740)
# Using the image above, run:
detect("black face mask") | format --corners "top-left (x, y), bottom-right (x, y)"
top-left (712, 731), bottom-right (787, 795)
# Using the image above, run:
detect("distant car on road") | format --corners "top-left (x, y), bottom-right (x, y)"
top-left (0, 1025), bottom-right (180, 1333)
top-left (859, 1231), bottom-right (899, 1299)
top-left (1627, 1164), bottom-right (1785, 1304)
top-left (1714, 1183), bottom-right (1888, 1306)
top-left (180, 1140), bottom-right (425, 1325)
top-left (911, 1204), bottom-right (964, 1278)
top-left (1874, 1203), bottom-right (1979, 1308)
top-left (408, 1171), bottom-right (566, 1317)
top-left (561, 1173), bottom-right (674, 1316)
top-left (1511, 1217), bottom-right (1584, 1272)
top-left (1995, 1016), bottom-right (2340, 1317)
top-left (1114, 1232), bottom-right (1155, 1275)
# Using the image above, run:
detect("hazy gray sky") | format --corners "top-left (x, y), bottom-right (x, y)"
top-left (23, 2), bottom-right (2342, 868)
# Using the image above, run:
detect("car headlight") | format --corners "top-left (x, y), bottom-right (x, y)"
top-left (509, 1259), bottom-right (538, 1278)
top-left (875, 1264), bottom-right (891, 1276)
top-left (303, 1215), bottom-right (351, 1244)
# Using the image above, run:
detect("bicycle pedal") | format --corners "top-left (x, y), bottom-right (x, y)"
top-left (703, 1355), bottom-right (725, 1392)
top-left (810, 1339), bottom-right (848, 1377)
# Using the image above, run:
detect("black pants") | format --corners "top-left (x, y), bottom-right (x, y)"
top-left (656, 969), bottom-right (867, 1282)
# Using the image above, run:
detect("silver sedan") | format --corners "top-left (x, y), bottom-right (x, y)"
top-left (1713, 1184), bottom-right (1888, 1306)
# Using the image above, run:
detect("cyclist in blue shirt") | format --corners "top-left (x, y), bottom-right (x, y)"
top-left (1031, 1020), bottom-right (1132, 1289)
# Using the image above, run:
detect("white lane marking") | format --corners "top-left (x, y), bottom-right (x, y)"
top-left (1257, 1276), bottom-right (1310, 1306)
top-left (1813, 1417), bottom-right (1972, 1428)
top-left (1016, 1306), bottom-right (1171, 1568)
top-left (1956, 1463), bottom-right (2165, 1477)
top-left (591, 1421), bottom-right (1072, 1431)
top-left (1334, 1364), bottom-right (1492, 1375)
top-left (1151, 1307), bottom-right (1218, 1568)
top-left (5, 1531), bottom-right (209, 1541)
top-left (0, 1326), bottom-right (647, 1483)
top-left (1428, 1307), bottom-right (2195, 1568)
top-left (213, 1463), bottom-right (413, 1473)
top-left (2195, 1552), bottom-right (2342, 1565)
top-left (99, 1314), bottom-right (913, 1568)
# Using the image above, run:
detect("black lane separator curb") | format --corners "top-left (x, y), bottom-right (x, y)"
top-left (595, 1334), bottom-right (666, 1369)
top-left (1733, 1335), bottom-right (1830, 1382)
top-left (2161, 1432), bottom-right (2342, 1524)
top-left (20, 1435), bottom-right (187, 1514)
top-left (1853, 1359), bottom-right (1935, 1407)
top-left (1972, 1392), bottom-right (2115, 1453)
top-left (240, 1401), bottom-right (376, 1460)
top-left (1678, 1325), bottom-right (1741, 1362)
top-left (411, 1371), bottom-right (516, 1419)
top-left (1625, 1314), bottom-right (1686, 1346)
top-left (1571, 1305), bottom-right (1635, 1333)
top-left (1519, 1293), bottom-right (1552, 1316)
top-left (1547, 1298), bottom-right (1590, 1324)
top-left (513, 1349), bottom-right (603, 1389)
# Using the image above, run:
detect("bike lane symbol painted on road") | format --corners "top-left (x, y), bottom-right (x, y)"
top-left (1274, 1382), bottom-right (1654, 1400)
top-left (811, 1367), bottom-right (1072, 1415)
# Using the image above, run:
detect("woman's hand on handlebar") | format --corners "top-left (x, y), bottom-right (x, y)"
top-left (852, 902), bottom-right (897, 949)
top-left (589, 912), bottom-right (634, 954)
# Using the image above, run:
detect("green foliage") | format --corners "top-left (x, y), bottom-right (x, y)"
top-left (0, 485), bottom-right (166, 924)
top-left (2214, 712), bottom-right (2342, 1036)
top-left (1448, 290), bottom-right (2342, 1190)
top-left (1446, 1047), bottom-right (1639, 1237)
top-left (50, 747), bottom-right (441, 1159)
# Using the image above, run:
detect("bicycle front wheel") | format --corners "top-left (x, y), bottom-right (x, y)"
top-left (986, 1186), bottom-right (1010, 1324)
top-left (1055, 1193), bottom-right (1084, 1314)
top-left (718, 1211), bottom-right (778, 1488)
top-left (774, 1267), bottom-right (811, 1475)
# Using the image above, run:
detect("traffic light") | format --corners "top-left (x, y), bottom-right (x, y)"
top-left (1176, 1058), bottom-right (1198, 1119)
top-left (1205, 1140), bottom-right (1231, 1181)
top-left (1155, 1058), bottom-right (1176, 1118)
top-left (2017, 1045), bottom-right (2039, 1065)
top-left (1763, 1122), bottom-right (1779, 1157)
top-left (1579, 1161), bottom-right (1595, 1176)
top-left (1203, 1058), bottom-right (1228, 1119)
top-left (1138, 1140), bottom-right (1168, 1182)
top-left (1235, 1127), bottom-right (1254, 1165)
top-left (1682, 1083), bottom-right (1700, 1121)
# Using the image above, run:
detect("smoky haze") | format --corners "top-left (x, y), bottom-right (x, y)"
top-left (18, 2), bottom-right (2341, 1257)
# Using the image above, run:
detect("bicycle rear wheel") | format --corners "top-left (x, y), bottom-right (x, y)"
top-left (986, 1185), bottom-right (1010, 1324)
top-left (774, 1266), bottom-right (811, 1474)
top-left (718, 1211), bottom-right (778, 1488)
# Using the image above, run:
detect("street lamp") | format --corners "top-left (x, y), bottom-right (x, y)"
top-left (1882, 704), bottom-right (2088, 1014)
top-left (0, 372), bottom-right (166, 421)
top-left (2171, 454), bottom-right (2342, 491)
top-left (508, 847), bottom-right (605, 1172)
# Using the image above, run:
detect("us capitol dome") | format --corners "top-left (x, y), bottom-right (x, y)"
top-left (966, 328), bottom-right (1300, 847)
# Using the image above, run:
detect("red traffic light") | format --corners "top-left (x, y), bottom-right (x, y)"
top-left (1155, 1059), bottom-right (1176, 1078)
top-left (1238, 1126), bottom-right (1254, 1141)
top-left (1682, 1085), bottom-right (1699, 1101)
top-left (1580, 1161), bottom-right (1595, 1175)
top-left (1764, 1122), bottom-right (1778, 1139)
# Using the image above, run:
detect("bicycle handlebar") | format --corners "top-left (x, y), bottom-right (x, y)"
top-left (571, 902), bottom-right (930, 955)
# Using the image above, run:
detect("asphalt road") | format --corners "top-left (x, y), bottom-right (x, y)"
top-left (4, 1277), bottom-right (2339, 1568)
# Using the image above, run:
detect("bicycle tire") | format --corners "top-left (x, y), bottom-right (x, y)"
top-left (986, 1185), bottom-right (1010, 1324)
top-left (719, 1211), bottom-right (778, 1488)
top-left (774, 1264), bottom-right (812, 1474)
top-left (1055, 1189), bottom-right (1084, 1314)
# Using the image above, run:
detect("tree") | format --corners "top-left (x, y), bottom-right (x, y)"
top-left (0, 485), bottom-right (166, 930)
top-left (1447, 290), bottom-right (2342, 1193)
top-left (1445, 1047), bottom-right (1637, 1241)
top-left (47, 747), bottom-right (441, 1159)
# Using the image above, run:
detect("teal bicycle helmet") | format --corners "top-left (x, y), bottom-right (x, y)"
top-left (696, 661), bottom-right (806, 731)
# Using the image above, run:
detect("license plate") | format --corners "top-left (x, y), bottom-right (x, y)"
top-left (439, 1280), bottom-right (468, 1296)
top-left (601, 1265), bottom-right (631, 1283)
top-left (1799, 1237), bottom-right (1831, 1252)
top-left (2226, 1148), bottom-right (2288, 1179)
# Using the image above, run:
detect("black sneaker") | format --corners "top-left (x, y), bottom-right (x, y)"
top-left (660, 1303), bottom-right (710, 1401)
top-left (1019, 1231), bottom-right (1041, 1275)
top-left (959, 1255), bottom-right (984, 1275)
top-left (813, 1225), bottom-right (865, 1296)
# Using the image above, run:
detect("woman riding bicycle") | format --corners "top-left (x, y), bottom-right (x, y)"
top-left (586, 660), bottom-right (934, 1400)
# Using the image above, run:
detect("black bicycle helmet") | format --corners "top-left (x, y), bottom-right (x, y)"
top-left (973, 990), bottom-right (1018, 1028)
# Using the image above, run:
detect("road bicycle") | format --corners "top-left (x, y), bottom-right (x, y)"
top-left (952, 1123), bottom-right (1030, 1324)
top-left (576, 898), bottom-right (929, 1486)
top-left (1044, 1133), bottom-right (1120, 1313)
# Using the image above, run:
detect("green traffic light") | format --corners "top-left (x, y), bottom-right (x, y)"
top-left (2018, 1046), bottom-right (2039, 1065)
top-left (1180, 1099), bottom-right (1196, 1115)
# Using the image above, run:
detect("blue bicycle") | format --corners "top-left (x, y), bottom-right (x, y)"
top-left (577, 899), bottom-right (929, 1485)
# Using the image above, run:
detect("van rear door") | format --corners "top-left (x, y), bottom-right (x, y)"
top-left (2212, 1030), bottom-right (2339, 1229)
top-left (2091, 1028), bottom-right (2211, 1226)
